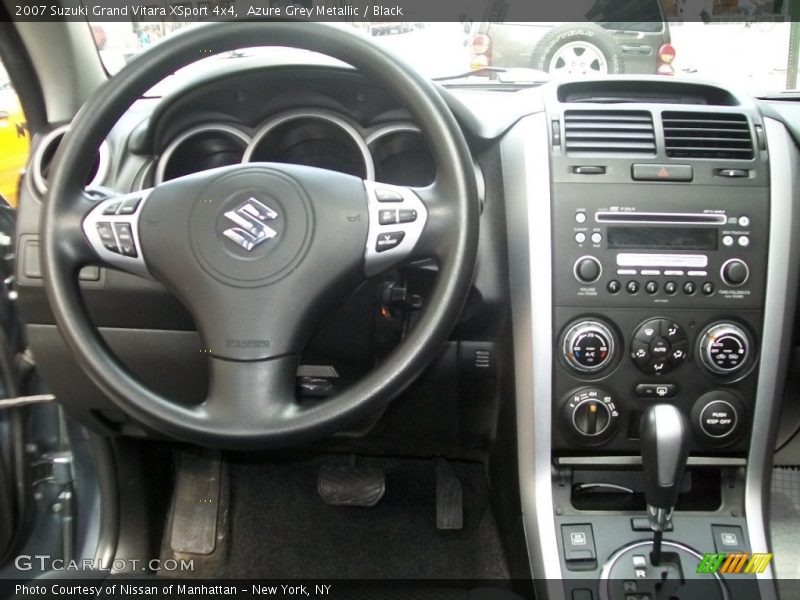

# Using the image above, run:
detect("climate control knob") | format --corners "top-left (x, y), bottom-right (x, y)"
top-left (698, 323), bottom-right (752, 376)
top-left (562, 320), bottom-right (616, 374)
top-left (564, 388), bottom-right (618, 442)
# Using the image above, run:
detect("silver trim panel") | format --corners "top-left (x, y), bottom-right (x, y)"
top-left (744, 118), bottom-right (799, 594)
top-left (502, 112), bottom-right (565, 592)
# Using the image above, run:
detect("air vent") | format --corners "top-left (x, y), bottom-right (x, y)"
top-left (31, 125), bottom-right (109, 196)
top-left (662, 112), bottom-right (754, 160)
top-left (564, 110), bottom-right (656, 156)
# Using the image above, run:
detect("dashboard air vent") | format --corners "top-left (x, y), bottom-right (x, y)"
top-left (662, 112), bottom-right (753, 160)
top-left (564, 110), bottom-right (656, 156)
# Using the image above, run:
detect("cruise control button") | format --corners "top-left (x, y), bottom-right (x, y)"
top-left (635, 383), bottom-right (678, 399)
top-left (113, 222), bottom-right (137, 257)
top-left (117, 197), bottom-right (141, 215)
top-left (626, 280), bottom-right (640, 294)
top-left (375, 231), bottom-right (405, 252)
top-left (398, 209), bottom-right (418, 223)
top-left (102, 201), bottom-right (122, 215)
top-left (375, 188), bottom-right (403, 203)
top-left (96, 222), bottom-right (119, 254)
top-left (378, 209), bottom-right (397, 225)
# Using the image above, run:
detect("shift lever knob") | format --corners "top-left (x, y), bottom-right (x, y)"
top-left (640, 404), bottom-right (690, 531)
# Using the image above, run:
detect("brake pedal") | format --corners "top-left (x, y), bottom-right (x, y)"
top-left (317, 465), bottom-right (385, 507)
top-left (436, 458), bottom-right (463, 530)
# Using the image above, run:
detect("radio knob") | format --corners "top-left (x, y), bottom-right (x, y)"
top-left (573, 256), bottom-right (602, 284)
top-left (721, 259), bottom-right (749, 287)
top-left (699, 323), bottom-right (752, 376)
top-left (562, 320), bottom-right (616, 374)
top-left (563, 388), bottom-right (618, 442)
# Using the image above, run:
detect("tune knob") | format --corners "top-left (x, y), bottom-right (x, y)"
top-left (564, 388), bottom-right (618, 442)
top-left (562, 320), bottom-right (616, 374)
top-left (721, 259), bottom-right (750, 287)
top-left (698, 322), bottom-right (752, 376)
top-left (573, 256), bottom-right (602, 284)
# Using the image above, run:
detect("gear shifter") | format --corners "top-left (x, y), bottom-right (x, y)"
top-left (640, 404), bottom-right (690, 565)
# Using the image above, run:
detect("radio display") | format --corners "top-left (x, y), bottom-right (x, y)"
top-left (607, 227), bottom-right (718, 251)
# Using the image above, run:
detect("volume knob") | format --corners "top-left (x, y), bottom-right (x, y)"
top-left (573, 256), bottom-right (602, 284)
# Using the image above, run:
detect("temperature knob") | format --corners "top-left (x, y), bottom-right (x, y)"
top-left (564, 388), bottom-right (619, 442)
top-left (698, 323), bottom-right (752, 376)
top-left (562, 320), bottom-right (616, 374)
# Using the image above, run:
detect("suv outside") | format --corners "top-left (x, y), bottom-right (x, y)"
top-left (470, 0), bottom-right (675, 76)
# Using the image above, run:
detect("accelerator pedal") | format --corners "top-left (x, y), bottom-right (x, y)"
top-left (317, 464), bottom-right (386, 507)
top-left (436, 458), bottom-right (463, 530)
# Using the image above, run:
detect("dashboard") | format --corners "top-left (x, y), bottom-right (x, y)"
top-left (12, 48), bottom-right (800, 596)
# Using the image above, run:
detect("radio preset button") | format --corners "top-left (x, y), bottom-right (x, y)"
top-left (721, 259), bottom-right (749, 287)
top-left (722, 236), bottom-right (734, 247)
top-left (645, 281), bottom-right (658, 295)
top-left (607, 280), bottom-right (621, 294)
top-left (702, 282), bottom-right (715, 296)
top-left (664, 281), bottom-right (678, 295)
top-left (626, 280), bottom-right (640, 294)
top-left (574, 256), bottom-right (602, 284)
top-left (683, 282), bottom-right (697, 295)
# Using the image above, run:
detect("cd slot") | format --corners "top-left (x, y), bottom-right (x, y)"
top-left (595, 212), bottom-right (727, 225)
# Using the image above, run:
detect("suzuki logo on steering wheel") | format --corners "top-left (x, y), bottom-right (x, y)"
top-left (222, 198), bottom-right (279, 251)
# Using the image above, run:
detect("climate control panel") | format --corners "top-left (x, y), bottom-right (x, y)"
top-left (554, 308), bottom-right (760, 454)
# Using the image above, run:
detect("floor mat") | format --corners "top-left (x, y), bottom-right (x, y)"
top-left (770, 466), bottom-right (800, 587)
top-left (221, 455), bottom-right (510, 580)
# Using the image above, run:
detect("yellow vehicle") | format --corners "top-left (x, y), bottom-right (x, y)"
top-left (0, 74), bottom-right (29, 207)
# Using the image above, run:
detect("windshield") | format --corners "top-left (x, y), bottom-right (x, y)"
top-left (90, 4), bottom-right (796, 95)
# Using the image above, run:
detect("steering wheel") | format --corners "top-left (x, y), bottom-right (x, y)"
top-left (41, 22), bottom-right (479, 448)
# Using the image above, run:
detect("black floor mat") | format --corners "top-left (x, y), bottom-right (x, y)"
top-left (221, 455), bottom-right (510, 579)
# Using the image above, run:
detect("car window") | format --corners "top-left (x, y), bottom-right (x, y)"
top-left (0, 60), bottom-right (29, 207)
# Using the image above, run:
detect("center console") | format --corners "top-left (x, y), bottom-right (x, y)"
top-left (502, 80), bottom-right (800, 600)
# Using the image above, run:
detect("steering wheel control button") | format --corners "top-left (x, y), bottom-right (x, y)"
top-left (626, 280), bottom-right (640, 294)
top-left (114, 223), bottom-right (137, 258)
top-left (721, 259), bottom-right (749, 287)
top-left (607, 280), bottom-right (621, 294)
top-left (635, 383), bottom-right (678, 399)
top-left (398, 209), bottom-right (418, 223)
top-left (562, 320), bottom-right (616, 374)
top-left (573, 256), bottom-right (601, 284)
top-left (117, 197), bottom-right (142, 215)
top-left (375, 231), bottom-right (405, 252)
top-left (375, 188), bottom-right (403, 203)
top-left (378, 209), bottom-right (398, 225)
top-left (699, 323), bottom-right (752, 376)
top-left (102, 201), bottom-right (122, 215)
top-left (96, 222), bottom-right (119, 253)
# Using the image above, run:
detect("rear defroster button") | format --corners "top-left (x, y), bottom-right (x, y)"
top-left (375, 231), bottom-right (405, 252)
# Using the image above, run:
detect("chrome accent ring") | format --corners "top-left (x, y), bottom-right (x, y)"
top-left (31, 125), bottom-right (111, 196)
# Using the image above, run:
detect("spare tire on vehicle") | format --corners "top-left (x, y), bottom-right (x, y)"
top-left (530, 22), bottom-right (625, 76)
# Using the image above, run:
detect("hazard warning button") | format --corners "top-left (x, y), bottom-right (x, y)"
top-left (632, 164), bottom-right (693, 182)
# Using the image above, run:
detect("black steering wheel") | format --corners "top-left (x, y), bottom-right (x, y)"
top-left (41, 22), bottom-right (479, 448)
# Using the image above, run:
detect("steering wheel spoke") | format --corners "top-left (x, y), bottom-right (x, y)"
top-left (81, 189), bottom-right (152, 279)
